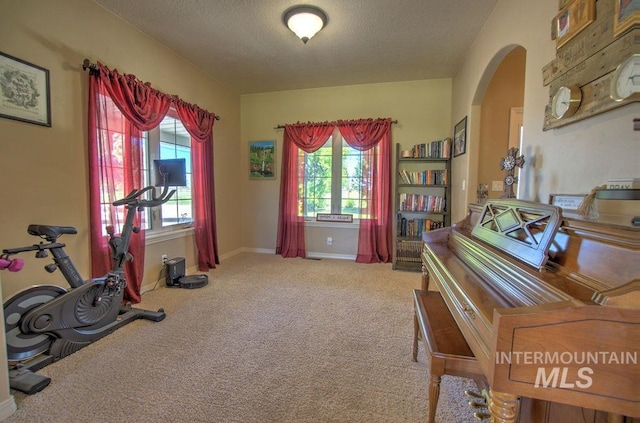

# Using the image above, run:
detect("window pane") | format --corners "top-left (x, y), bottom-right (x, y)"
top-left (341, 141), bottom-right (365, 218)
top-left (300, 138), bottom-right (332, 218)
top-left (157, 116), bottom-right (193, 227)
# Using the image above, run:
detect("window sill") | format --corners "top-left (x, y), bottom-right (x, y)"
top-left (304, 220), bottom-right (359, 229)
top-left (146, 226), bottom-right (195, 245)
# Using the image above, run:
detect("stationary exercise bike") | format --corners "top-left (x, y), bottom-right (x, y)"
top-left (0, 182), bottom-right (173, 394)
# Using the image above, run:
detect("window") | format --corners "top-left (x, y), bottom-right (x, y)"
top-left (96, 102), bottom-right (193, 235)
top-left (147, 113), bottom-right (193, 229)
top-left (300, 129), bottom-right (367, 219)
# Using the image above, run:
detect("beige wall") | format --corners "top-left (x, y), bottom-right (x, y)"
top-left (241, 80), bottom-right (451, 256)
top-left (0, 0), bottom-right (243, 300)
top-left (452, 0), bottom-right (640, 222)
top-left (479, 46), bottom-right (526, 199)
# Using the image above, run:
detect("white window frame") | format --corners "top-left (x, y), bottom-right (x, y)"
top-left (300, 128), bottom-right (365, 224)
top-left (144, 113), bottom-right (195, 237)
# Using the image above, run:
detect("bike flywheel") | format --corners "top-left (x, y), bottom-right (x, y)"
top-left (4, 285), bottom-right (66, 361)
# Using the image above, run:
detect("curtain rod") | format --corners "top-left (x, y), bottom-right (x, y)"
top-left (274, 119), bottom-right (397, 130)
top-left (82, 58), bottom-right (220, 121)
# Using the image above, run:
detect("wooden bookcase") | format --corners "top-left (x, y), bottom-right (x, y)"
top-left (393, 142), bottom-right (451, 271)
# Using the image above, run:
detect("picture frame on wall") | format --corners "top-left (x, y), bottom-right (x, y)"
top-left (554, 0), bottom-right (595, 49)
top-left (614, 0), bottom-right (640, 37)
top-left (0, 51), bottom-right (51, 127)
top-left (453, 116), bottom-right (467, 157)
top-left (249, 140), bottom-right (276, 179)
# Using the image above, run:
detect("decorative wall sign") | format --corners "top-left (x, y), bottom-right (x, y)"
top-left (555, 0), bottom-right (595, 49)
top-left (549, 193), bottom-right (587, 212)
top-left (614, 0), bottom-right (640, 36)
top-left (316, 213), bottom-right (353, 223)
top-left (249, 140), bottom-right (276, 179)
top-left (453, 116), bottom-right (467, 157)
top-left (0, 51), bottom-right (51, 127)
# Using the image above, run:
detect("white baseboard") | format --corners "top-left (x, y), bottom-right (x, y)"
top-left (306, 252), bottom-right (356, 260)
top-left (239, 247), bottom-right (275, 255)
top-left (240, 247), bottom-right (356, 261)
top-left (0, 396), bottom-right (17, 420)
top-left (220, 247), bottom-right (248, 260)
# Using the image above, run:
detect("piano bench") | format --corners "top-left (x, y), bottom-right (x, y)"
top-left (412, 289), bottom-right (485, 423)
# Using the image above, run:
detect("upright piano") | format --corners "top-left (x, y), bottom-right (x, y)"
top-left (420, 199), bottom-right (639, 423)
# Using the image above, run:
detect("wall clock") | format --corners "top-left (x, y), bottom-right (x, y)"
top-left (610, 54), bottom-right (640, 102)
top-left (551, 85), bottom-right (582, 119)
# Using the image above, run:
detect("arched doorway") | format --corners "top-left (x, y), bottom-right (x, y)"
top-left (469, 45), bottom-right (526, 203)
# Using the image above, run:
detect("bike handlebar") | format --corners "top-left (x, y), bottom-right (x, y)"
top-left (112, 184), bottom-right (176, 208)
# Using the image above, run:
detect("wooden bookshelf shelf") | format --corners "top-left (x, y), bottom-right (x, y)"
top-left (393, 142), bottom-right (451, 271)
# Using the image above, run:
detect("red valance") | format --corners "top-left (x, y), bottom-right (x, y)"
top-left (96, 62), bottom-right (217, 135)
top-left (174, 98), bottom-right (216, 143)
top-left (283, 121), bottom-right (334, 153)
top-left (337, 118), bottom-right (392, 151)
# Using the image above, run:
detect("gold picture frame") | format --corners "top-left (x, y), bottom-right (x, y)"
top-left (614, 0), bottom-right (640, 37)
top-left (555, 0), bottom-right (595, 49)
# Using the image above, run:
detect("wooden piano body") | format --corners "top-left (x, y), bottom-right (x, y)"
top-left (421, 199), bottom-right (639, 422)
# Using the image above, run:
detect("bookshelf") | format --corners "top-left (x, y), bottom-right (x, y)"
top-left (393, 142), bottom-right (451, 271)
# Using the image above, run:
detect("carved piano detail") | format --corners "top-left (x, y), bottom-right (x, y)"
top-left (421, 199), bottom-right (640, 422)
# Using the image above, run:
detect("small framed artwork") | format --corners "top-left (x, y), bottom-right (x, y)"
top-left (453, 116), bottom-right (467, 158)
top-left (614, 0), bottom-right (640, 37)
top-left (249, 140), bottom-right (276, 179)
top-left (555, 0), bottom-right (595, 49)
top-left (0, 51), bottom-right (51, 127)
top-left (549, 193), bottom-right (587, 212)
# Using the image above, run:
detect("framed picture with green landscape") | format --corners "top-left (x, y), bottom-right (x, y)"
top-left (249, 140), bottom-right (276, 179)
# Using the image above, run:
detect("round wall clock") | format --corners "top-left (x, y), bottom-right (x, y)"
top-left (551, 85), bottom-right (582, 119)
top-left (610, 54), bottom-right (640, 102)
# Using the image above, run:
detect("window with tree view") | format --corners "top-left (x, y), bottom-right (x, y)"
top-left (300, 132), bottom-right (368, 219)
top-left (152, 114), bottom-right (193, 228)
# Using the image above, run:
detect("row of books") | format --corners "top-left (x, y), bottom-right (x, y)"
top-left (398, 194), bottom-right (446, 213)
top-left (398, 168), bottom-right (448, 186)
top-left (395, 240), bottom-right (422, 263)
top-left (409, 138), bottom-right (451, 159)
top-left (397, 216), bottom-right (444, 238)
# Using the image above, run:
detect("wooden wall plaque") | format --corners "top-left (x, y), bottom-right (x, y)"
top-left (543, 0), bottom-right (640, 130)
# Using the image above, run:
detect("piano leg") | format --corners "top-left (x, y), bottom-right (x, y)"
top-left (429, 374), bottom-right (441, 423)
top-left (412, 313), bottom-right (420, 362)
top-left (488, 389), bottom-right (520, 423)
top-left (606, 414), bottom-right (623, 423)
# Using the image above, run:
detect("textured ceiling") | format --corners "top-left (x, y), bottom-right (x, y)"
top-left (93, 0), bottom-right (499, 95)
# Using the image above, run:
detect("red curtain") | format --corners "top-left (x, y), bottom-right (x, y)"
top-left (97, 64), bottom-right (171, 131)
top-left (276, 122), bottom-right (334, 258)
top-left (89, 64), bottom-right (170, 303)
top-left (88, 63), bottom-right (218, 302)
top-left (337, 118), bottom-right (393, 263)
top-left (174, 99), bottom-right (219, 270)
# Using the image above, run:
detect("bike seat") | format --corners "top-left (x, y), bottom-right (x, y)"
top-left (27, 225), bottom-right (77, 242)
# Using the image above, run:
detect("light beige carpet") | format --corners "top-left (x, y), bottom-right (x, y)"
top-left (6, 253), bottom-right (478, 422)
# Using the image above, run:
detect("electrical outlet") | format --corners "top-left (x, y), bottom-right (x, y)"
top-left (161, 254), bottom-right (168, 264)
top-left (326, 237), bottom-right (333, 245)
top-left (492, 181), bottom-right (504, 192)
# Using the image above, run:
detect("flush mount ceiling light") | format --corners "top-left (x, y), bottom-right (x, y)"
top-left (283, 5), bottom-right (328, 44)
